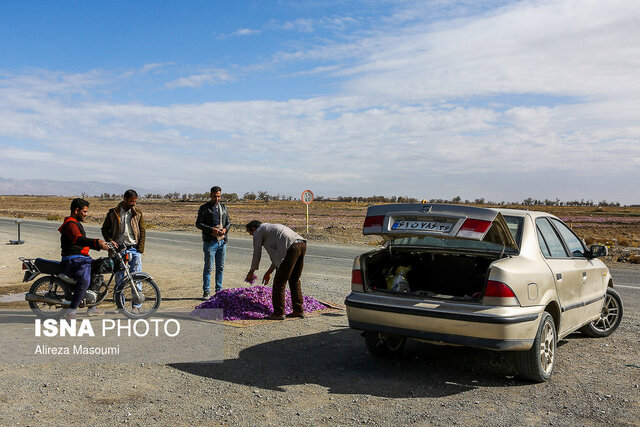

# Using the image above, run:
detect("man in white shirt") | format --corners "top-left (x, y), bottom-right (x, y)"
top-left (245, 220), bottom-right (307, 320)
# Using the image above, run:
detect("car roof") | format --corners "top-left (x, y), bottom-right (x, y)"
top-left (496, 208), bottom-right (558, 220)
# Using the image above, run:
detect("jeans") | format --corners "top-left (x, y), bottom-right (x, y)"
top-left (116, 248), bottom-right (142, 308)
top-left (203, 240), bottom-right (226, 293)
top-left (62, 256), bottom-right (93, 309)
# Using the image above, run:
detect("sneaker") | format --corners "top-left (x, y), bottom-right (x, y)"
top-left (202, 291), bottom-right (211, 301)
top-left (285, 312), bottom-right (305, 319)
top-left (63, 310), bottom-right (77, 321)
top-left (87, 307), bottom-right (102, 316)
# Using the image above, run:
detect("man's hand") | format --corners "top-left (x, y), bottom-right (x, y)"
top-left (109, 240), bottom-right (119, 249)
top-left (262, 272), bottom-right (271, 285)
top-left (245, 271), bottom-right (257, 283)
top-left (262, 265), bottom-right (275, 285)
top-left (211, 227), bottom-right (225, 237)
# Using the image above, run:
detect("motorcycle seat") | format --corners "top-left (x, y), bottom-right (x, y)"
top-left (34, 258), bottom-right (65, 275)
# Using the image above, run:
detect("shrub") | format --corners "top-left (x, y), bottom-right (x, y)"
top-left (46, 214), bottom-right (61, 221)
top-left (617, 237), bottom-right (630, 247)
top-left (628, 254), bottom-right (640, 264)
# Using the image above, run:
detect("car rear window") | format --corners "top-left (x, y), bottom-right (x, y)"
top-left (391, 222), bottom-right (519, 254)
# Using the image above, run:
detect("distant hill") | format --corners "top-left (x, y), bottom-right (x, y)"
top-left (0, 177), bottom-right (154, 197)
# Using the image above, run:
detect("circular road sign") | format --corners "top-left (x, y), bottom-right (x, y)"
top-left (301, 190), bottom-right (314, 205)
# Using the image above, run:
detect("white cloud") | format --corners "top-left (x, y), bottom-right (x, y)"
top-left (165, 69), bottom-right (234, 89)
top-left (217, 27), bottom-right (261, 39)
top-left (2, 1), bottom-right (640, 202)
top-left (340, 0), bottom-right (640, 100)
top-left (232, 28), bottom-right (261, 37)
top-left (280, 18), bottom-right (315, 32)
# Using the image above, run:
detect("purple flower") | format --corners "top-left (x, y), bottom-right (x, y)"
top-left (192, 285), bottom-right (327, 321)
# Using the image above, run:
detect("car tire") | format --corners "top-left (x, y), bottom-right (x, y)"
top-left (580, 287), bottom-right (623, 338)
top-left (363, 331), bottom-right (406, 357)
top-left (515, 312), bottom-right (556, 382)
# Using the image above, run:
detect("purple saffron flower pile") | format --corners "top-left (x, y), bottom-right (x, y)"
top-left (192, 285), bottom-right (327, 321)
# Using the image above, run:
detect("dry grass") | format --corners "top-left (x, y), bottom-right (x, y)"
top-left (1, 196), bottom-right (639, 247)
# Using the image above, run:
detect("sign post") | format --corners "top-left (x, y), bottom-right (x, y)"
top-left (9, 219), bottom-right (25, 245)
top-left (301, 190), bottom-right (314, 234)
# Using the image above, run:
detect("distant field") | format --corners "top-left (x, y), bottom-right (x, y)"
top-left (1, 196), bottom-right (639, 250)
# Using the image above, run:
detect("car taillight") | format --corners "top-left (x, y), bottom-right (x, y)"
top-left (485, 280), bottom-right (516, 298)
top-left (351, 268), bottom-right (365, 292)
top-left (363, 215), bottom-right (385, 234)
top-left (351, 269), bottom-right (363, 285)
top-left (457, 218), bottom-right (492, 239)
top-left (363, 215), bottom-right (384, 228)
top-left (22, 262), bottom-right (27, 270)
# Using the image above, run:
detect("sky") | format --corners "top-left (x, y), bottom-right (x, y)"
top-left (1, 0), bottom-right (639, 203)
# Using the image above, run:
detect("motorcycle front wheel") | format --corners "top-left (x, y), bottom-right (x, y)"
top-left (28, 276), bottom-right (72, 319)
top-left (114, 277), bottom-right (161, 319)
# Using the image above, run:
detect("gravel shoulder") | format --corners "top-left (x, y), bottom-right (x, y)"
top-left (1, 221), bottom-right (639, 426)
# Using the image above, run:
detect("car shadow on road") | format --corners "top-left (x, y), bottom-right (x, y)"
top-left (170, 327), bottom-right (524, 398)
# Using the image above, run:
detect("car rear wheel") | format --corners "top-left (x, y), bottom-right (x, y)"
top-left (363, 331), bottom-right (406, 357)
top-left (515, 312), bottom-right (556, 382)
top-left (580, 287), bottom-right (623, 338)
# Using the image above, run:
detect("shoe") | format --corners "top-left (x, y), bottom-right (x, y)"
top-left (202, 291), bottom-right (211, 300)
top-left (87, 307), bottom-right (102, 316)
top-left (285, 312), bottom-right (305, 319)
top-left (63, 310), bottom-right (77, 321)
top-left (264, 314), bottom-right (285, 320)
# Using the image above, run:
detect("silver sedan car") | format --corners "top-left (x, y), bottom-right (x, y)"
top-left (345, 204), bottom-right (623, 382)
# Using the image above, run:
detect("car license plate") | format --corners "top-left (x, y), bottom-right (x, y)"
top-left (391, 220), bottom-right (452, 232)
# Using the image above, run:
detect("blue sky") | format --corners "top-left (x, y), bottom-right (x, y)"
top-left (1, 0), bottom-right (639, 203)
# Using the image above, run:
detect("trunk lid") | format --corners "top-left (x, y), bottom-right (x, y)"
top-left (363, 203), bottom-right (518, 252)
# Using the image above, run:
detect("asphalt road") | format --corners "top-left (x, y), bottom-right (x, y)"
top-left (0, 217), bottom-right (364, 305)
top-left (1, 217), bottom-right (637, 291)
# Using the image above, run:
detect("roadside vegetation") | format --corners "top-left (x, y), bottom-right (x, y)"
top-left (1, 195), bottom-right (638, 261)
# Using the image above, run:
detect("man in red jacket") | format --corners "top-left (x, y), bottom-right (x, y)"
top-left (59, 198), bottom-right (110, 319)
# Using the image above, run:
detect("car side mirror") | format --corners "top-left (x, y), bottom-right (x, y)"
top-left (588, 244), bottom-right (608, 258)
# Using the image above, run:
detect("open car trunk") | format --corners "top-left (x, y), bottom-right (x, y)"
top-left (361, 247), bottom-right (502, 302)
top-left (359, 203), bottom-right (519, 302)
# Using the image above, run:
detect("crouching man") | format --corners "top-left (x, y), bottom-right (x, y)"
top-left (59, 198), bottom-right (110, 319)
top-left (245, 220), bottom-right (307, 320)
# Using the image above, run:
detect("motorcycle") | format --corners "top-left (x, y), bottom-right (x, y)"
top-left (21, 243), bottom-right (161, 319)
